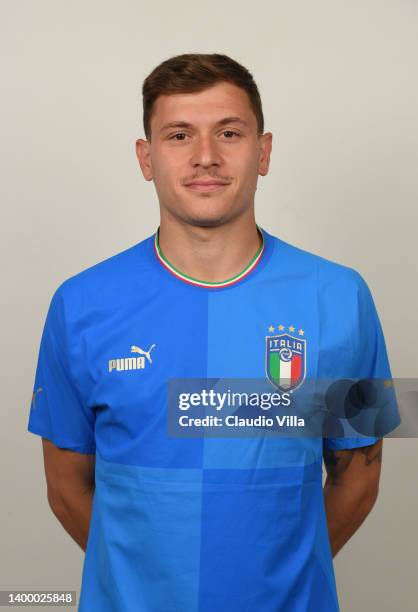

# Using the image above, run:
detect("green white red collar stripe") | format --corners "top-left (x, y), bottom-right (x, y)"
top-left (153, 225), bottom-right (265, 288)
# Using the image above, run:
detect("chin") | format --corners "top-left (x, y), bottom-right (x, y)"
top-left (169, 202), bottom-right (234, 228)
top-left (183, 214), bottom-right (228, 228)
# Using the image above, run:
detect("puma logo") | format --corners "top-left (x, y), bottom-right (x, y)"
top-left (108, 344), bottom-right (156, 373)
top-left (31, 387), bottom-right (43, 409)
top-left (131, 344), bottom-right (156, 364)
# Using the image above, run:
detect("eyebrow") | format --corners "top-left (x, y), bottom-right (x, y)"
top-left (159, 116), bottom-right (249, 132)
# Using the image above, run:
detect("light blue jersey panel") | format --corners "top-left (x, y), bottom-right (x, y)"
top-left (27, 227), bottom-right (400, 612)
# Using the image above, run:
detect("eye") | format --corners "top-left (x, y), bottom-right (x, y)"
top-left (169, 132), bottom-right (188, 141)
top-left (222, 130), bottom-right (240, 138)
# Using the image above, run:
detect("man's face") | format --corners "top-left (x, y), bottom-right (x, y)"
top-left (136, 81), bottom-right (272, 228)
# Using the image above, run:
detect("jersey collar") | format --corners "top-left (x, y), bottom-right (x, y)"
top-left (153, 224), bottom-right (265, 289)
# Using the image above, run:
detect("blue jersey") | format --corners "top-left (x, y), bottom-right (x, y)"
top-left (27, 226), bottom-right (400, 611)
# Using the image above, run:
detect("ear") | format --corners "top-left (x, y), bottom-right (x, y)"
top-left (258, 132), bottom-right (273, 177)
top-left (135, 138), bottom-right (153, 181)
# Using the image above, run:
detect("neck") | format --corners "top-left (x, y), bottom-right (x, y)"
top-left (156, 215), bottom-right (263, 284)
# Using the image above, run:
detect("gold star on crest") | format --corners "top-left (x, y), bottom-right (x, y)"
top-left (278, 324), bottom-right (285, 331)
top-left (298, 329), bottom-right (304, 336)
top-left (268, 325), bottom-right (275, 333)
top-left (289, 325), bottom-right (295, 332)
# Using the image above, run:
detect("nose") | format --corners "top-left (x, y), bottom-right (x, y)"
top-left (190, 134), bottom-right (222, 169)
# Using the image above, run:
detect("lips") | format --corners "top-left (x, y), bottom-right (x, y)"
top-left (184, 180), bottom-right (230, 192)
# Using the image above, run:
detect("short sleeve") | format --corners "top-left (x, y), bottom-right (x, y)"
top-left (323, 271), bottom-right (401, 452)
top-left (27, 285), bottom-right (96, 454)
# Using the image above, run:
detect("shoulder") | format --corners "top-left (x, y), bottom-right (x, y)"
top-left (50, 234), bottom-right (153, 313)
top-left (267, 230), bottom-right (368, 295)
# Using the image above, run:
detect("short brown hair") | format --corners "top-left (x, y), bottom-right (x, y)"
top-left (142, 53), bottom-right (264, 140)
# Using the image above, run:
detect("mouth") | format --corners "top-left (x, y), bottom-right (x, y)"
top-left (184, 181), bottom-right (230, 193)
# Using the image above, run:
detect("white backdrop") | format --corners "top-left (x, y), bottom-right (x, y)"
top-left (1, 1), bottom-right (417, 610)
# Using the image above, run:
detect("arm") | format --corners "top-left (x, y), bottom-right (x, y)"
top-left (42, 438), bottom-right (95, 552)
top-left (323, 439), bottom-right (382, 558)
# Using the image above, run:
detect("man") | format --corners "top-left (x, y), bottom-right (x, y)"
top-left (28, 53), bottom-right (400, 611)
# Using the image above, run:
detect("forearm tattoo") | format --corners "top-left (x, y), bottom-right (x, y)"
top-left (359, 443), bottom-right (382, 466)
top-left (323, 441), bottom-right (382, 480)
